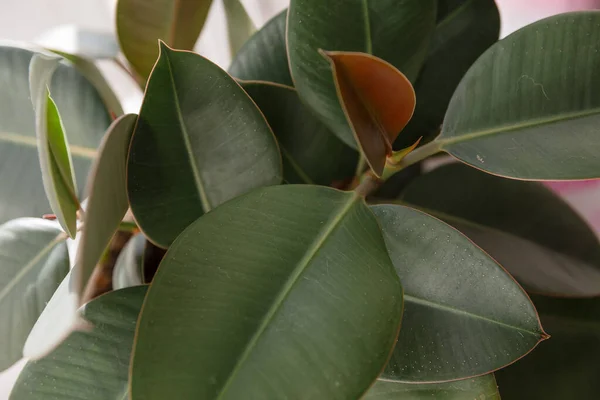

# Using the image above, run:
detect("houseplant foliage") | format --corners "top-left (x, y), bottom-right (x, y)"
top-left (1, 0), bottom-right (599, 398)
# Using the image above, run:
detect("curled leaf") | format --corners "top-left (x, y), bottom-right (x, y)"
top-left (322, 51), bottom-right (415, 177)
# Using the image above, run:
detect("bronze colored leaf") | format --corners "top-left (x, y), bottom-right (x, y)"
top-left (321, 51), bottom-right (415, 177)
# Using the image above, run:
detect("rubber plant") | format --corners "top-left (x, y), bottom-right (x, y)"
top-left (2, 1), bottom-right (600, 399)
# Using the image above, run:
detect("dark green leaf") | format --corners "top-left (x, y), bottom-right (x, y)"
top-left (29, 54), bottom-right (79, 238)
top-left (228, 10), bottom-right (292, 86)
top-left (495, 294), bottom-right (600, 399)
top-left (131, 185), bottom-right (403, 399)
top-left (438, 11), bottom-right (600, 179)
top-left (10, 286), bottom-right (147, 400)
top-left (287, 0), bottom-right (436, 148)
top-left (397, 0), bottom-right (500, 149)
top-left (0, 45), bottom-right (111, 224)
top-left (241, 81), bottom-right (356, 185)
top-left (116, 0), bottom-right (213, 80)
top-left (74, 114), bottom-right (137, 302)
top-left (0, 218), bottom-right (68, 371)
top-left (112, 234), bottom-right (145, 290)
top-left (223, 0), bottom-right (256, 58)
top-left (371, 204), bottom-right (546, 382)
top-left (127, 43), bottom-right (282, 247)
top-left (364, 375), bottom-right (500, 399)
top-left (398, 163), bottom-right (600, 297)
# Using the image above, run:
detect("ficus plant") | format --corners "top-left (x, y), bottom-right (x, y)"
top-left (2, 0), bottom-right (600, 399)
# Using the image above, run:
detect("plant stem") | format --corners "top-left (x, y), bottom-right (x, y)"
top-left (355, 153), bottom-right (367, 177)
top-left (381, 140), bottom-right (442, 181)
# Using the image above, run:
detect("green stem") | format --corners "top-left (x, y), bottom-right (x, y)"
top-left (381, 140), bottom-right (442, 181)
top-left (355, 153), bottom-right (367, 177)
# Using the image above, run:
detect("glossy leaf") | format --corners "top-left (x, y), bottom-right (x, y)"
top-left (29, 54), bottom-right (79, 238)
top-left (287, 0), bottom-right (436, 148)
top-left (371, 204), bottom-right (546, 382)
top-left (127, 43), bottom-right (281, 247)
top-left (116, 0), bottom-right (213, 80)
top-left (74, 114), bottom-right (136, 303)
top-left (10, 286), bottom-right (147, 400)
top-left (323, 51), bottom-right (415, 176)
top-left (0, 45), bottom-right (111, 224)
top-left (228, 10), bottom-right (291, 86)
top-left (131, 185), bottom-right (403, 399)
top-left (223, 0), bottom-right (256, 57)
top-left (23, 268), bottom-right (84, 360)
top-left (398, 163), bottom-right (600, 297)
top-left (112, 233), bottom-right (145, 289)
top-left (438, 11), bottom-right (600, 180)
top-left (496, 294), bottom-right (600, 399)
top-left (241, 81), bottom-right (356, 185)
top-left (397, 0), bottom-right (500, 148)
top-left (0, 218), bottom-right (68, 371)
top-left (364, 375), bottom-right (500, 399)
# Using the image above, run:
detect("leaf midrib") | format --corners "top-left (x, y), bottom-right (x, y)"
top-left (404, 294), bottom-right (542, 337)
top-left (361, 0), bottom-right (373, 54)
top-left (0, 131), bottom-right (96, 158)
top-left (215, 192), bottom-right (360, 398)
top-left (163, 51), bottom-right (212, 212)
top-left (0, 232), bottom-right (66, 303)
top-left (439, 106), bottom-right (600, 147)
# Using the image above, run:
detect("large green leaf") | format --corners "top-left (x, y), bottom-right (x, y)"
top-left (131, 185), bottom-right (403, 399)
top-left (371, 204), bottom-right (545, 382)
top-left (74, 114), bottom-right (136, 303)
top-left (437, 11), bottom-right (600, 180)
top-left (0, 45), bottom-right (111, 223)
top-left (228, 10), bottom-right (292, 86)
top-left (0, 218), bottom-right (68, 371)
top-left (287, 0), bottom-right (436, 148)
top-left (29, 54), bottom-right (79, 238)
top-left (397, 0), bottom-right (500, 149)
top-left (241, 81), bottom-right (356, 185)
top-left (10, 286), bottom-right (147, 400)
top-left (223, 0), bottom-right (256, 58)
top-left (364, 375), bottom-right (500, 399)
top-left (112, 233), bottom-right (145, 290)
top-left (116, 0), bottom-right (213, 80)
top-left (127, 43), bottom-right (282, 247)
top-left (495, 294), bottom-right (600, 399)
top-left (398, 163), bottom-right (600, 297)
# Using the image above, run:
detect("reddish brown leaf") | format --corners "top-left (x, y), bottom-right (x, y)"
top-left (322, 50), bottom-right (416, 177)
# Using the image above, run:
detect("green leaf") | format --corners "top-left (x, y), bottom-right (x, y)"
top-left (116, 0), bottom-right (213, 80)
top-left (437, 11), bottom-right (600, 180)
top-left (131, 185), bottom-right (403, 399)
top-left (51, 51), bottom-right (124, 117)
top-left (495, 294), bottom-right (600, 399)
top-left (364, 375), bottom-right (500, 399)
top-left (127, 43), bottom-right (282, 247)
top-left (397, 0), bottom-right (500, 149)
top-left (74, 114), bottom-right (137, 303)
top-left (223, 0), bottom-right (256, 58)
top-left (0, 218), bottom-right (68, 371)
top-left (397, 163), bottom-right (600, 297)
top-left (29, 54), bottom-right (79, 238)
top-left (287, 0), bottom-right (436, 148)
top-left (0, 45), bottom-right (111, 224)
top-left (241, 81), bottom-right (356, 185)
top-left (10, 286), bottom-right (147, 400)
top-left (370, 204), bottom-right (546, 382)
top-left (112, 234), bottom-right (145, 290)
top-left (228, 10), bottom-right (292, 86)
